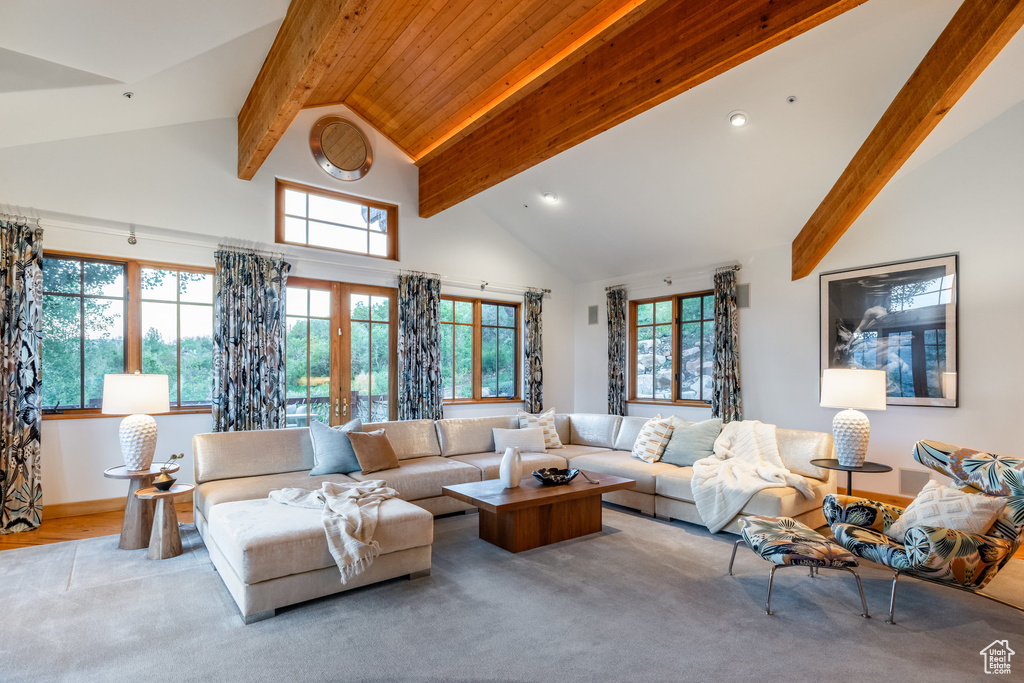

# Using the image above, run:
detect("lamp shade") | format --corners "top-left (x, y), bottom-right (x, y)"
top-left (820, 369), bottom-right (886, 411)
top-left (101, 373), bottom-right (170, 415)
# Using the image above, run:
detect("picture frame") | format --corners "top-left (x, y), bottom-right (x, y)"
top-left (820, 254), bottom-right (958, 407)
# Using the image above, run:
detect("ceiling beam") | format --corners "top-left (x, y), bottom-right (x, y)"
top-left (417, 0), bottom-right (867, 218)
top-left (791, 0), bottom-right (1024, 280)
top-left (237, 0), bottom-right (377, 181)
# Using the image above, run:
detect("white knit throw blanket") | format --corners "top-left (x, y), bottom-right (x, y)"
top-left (269, 481), bottom-right (397, 583)
top-left (690, 420), bottom-right (813, 533)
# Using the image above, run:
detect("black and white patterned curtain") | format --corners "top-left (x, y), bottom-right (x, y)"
top-left (212, 248), bottom-right (290, 432)
top-left (523, 290), bottom-right (544, 413)
top-left (1, 218), bottom-right (43, 533)
top-left (397, 273), bottom-right (442, 421)
top-left (711, 268), bottom-right (742, 423)
top-left (606, 287), bottom-right (627, 416)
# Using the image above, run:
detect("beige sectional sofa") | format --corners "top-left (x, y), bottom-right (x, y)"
top-left (192, 412), bottom-right (836, 622)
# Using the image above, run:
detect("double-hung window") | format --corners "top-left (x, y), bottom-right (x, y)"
top-left (630, 291), bottom-right (715, 405)
top-left (439, 297), bottom-right (520, 403)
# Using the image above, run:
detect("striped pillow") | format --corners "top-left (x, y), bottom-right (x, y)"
top-left (517, 408), bottom-right (564, 449)
top-left (632, 415), bottom-right (675, 463)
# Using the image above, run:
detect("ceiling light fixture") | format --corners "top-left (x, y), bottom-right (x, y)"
top-left (541, 192), bottom-right (558, 204)
top-left (728, 110), bottom-right (748, 127)
top-left (122, 91), bottom-right (134, 99)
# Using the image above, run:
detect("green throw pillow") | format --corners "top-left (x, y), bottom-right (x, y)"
top-left (659, 418), bottom-right (722, 467)
top-left (309, 418), bottom-right (362, 475)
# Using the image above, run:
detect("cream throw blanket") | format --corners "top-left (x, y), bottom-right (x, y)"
top-left (690, 420), bottom-right (813, 533)
top-left (269, 480), bottom-right (397, 583)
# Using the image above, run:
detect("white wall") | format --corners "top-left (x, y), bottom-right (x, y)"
top-left (0, 107), bottom-right (575, 505)
top-left (575, 101), bottom-right (1024, 497)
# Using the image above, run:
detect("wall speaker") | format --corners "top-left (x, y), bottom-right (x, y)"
top-left (899, 469), bottom-right (931, 496)
top-left (736, 283), bottom-right (750, 308)
top-left (588, 305), bottom-right (599, 325)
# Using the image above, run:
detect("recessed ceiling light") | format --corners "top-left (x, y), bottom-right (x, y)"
top-left (728, 110), bottom-right (748, 127)
top-left (541, 192), bottom-right (558, 204)
top-left (123, 91), bottom-right (134, 99)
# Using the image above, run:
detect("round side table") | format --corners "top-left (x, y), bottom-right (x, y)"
top-left (810, 459), bottom-right (893, 496)
top-left (103, 463), bottom-right (180, 550)
top-left (134, 484), bottom-right (195, 560)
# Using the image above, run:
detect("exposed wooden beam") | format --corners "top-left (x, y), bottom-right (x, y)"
top-left (417, 0), bottom-right (867, 218)
top-left (237, 0), bottom-right (376, 181)
top-left (791, 0), bottom-right (1024, 280)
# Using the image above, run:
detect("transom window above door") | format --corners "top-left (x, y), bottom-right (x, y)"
top-left (275, 179), bottom-right (398, 260)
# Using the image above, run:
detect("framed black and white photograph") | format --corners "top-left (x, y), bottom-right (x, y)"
top-left (820, 254), bottom-right (958, 407)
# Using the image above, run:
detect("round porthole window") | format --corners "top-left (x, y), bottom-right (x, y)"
top-left (310, 116), bottom-right (373, 181)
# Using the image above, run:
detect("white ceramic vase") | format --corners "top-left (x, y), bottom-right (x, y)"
top-left (499, 446), bottom-right (523, 488)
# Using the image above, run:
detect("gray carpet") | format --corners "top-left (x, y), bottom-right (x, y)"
top-left (2, 507), bottom-right (1022, 682)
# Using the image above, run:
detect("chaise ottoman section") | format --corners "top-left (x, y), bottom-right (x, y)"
top-left (206, 497), bottom-right (433, 623)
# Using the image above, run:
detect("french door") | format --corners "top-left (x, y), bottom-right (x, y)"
top-left (285, 278), bottom-right (397, 427)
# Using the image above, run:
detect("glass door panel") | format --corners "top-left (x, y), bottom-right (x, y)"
top-left (344, 289), bottom-right (395, 422)
top-left (285, 285), bottom-right (332, 426)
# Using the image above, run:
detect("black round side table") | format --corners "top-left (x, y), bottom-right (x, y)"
top-left (810, 459), bottom-right (893, 496)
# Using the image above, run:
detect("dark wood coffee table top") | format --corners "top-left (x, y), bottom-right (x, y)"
top-left (443, 472), bottom-right (635, 513)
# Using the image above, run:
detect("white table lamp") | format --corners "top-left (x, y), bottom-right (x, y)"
top-left (820, 369), bottom-right (886, 467)
top-left (102, 373), bottom-right (170, 472)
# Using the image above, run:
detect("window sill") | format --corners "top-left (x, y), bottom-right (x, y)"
top-left (627, 399), bottom-right (712, 409)
top-left (443, 398), bottom-right (524, 406)
top-left (42, 408), bottom-right (213, 421)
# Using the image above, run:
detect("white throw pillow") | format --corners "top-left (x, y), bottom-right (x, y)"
top-left (517, 408), bottom-right (563, 449)
top-left (493, 427), bottom-right (547, 454)
top-left (631, 414), bottom-right (675, 463)
top-left (885, 480), bottom-right (1007, 542)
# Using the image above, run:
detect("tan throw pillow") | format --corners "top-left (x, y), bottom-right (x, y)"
top-left (631, 415), bottom-right (675, 463)
top-left (517, 408), bottom-right (563, 449)
top-left (348, 429), bottom-right (400, 474)
top-left (885, 480), bottom-right (1007, 542)
top-left (493, 427), bottom-right (547, 454)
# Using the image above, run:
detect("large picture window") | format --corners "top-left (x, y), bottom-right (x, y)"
top-left (439, 297), bottom-right (520, 403)
top-left (630, 291), bottom-right (714, 405)
top-left (276, 179), bottom-right (398, 260)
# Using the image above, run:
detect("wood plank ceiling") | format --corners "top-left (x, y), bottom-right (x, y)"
top-left (238, 0), bottom-right (868, 216)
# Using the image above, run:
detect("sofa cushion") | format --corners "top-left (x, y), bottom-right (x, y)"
top-left (632, 415), bottom-right (675, 463)
top-left (449, 451), bottom-right (569, 479)
top-left (569, 414), bottom-right (622, 448)
top-left (348, 456), bottom-right (481, 500)
top-left (776, 428), bottom-right (834, 481)
top-left (655, 467), bottom-right (833, 518)
top-left (363, 419), bottom-right (442, 460)
top-left (518, 408), bottom-right (564, 449)
top-left (309, 419), bottom-right (362, 476)
top-left (194, 470), bottom-right (357, 520)
top-left (660, 418), bottom-right (722, 467)
top-left (207, 497), bottom-right (433, 584)
top-left (193, 428), bottom-right (314, 484)
top-left (885, 480), bottom-right (1006, 542)
top-left (558, 444), bottom-right (614, 460)
top-left (493, 427), bottom-right (546, 453)
top-left (554, 414), bottom-right (571, 446)
top-left (612, 416), bottom-right (650, 452)
top-left (435, 415), bottom-right (518, 456)
top-left (571, 450), bottom-right (677, 494)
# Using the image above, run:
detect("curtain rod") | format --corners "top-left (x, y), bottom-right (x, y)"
top-left (604, 262), bottom-right (741, 291)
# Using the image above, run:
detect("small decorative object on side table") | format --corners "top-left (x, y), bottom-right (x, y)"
top-left (104, 461), bottom-right (181, 550)
top-left (134, 484), bottom-right (195, 560)
top-left (153, 453), bottom-right (185, 491)
top-left (810, 459), bottom-right (893, 496)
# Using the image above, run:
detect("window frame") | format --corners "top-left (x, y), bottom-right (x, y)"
top-left (628, 289), bottom-right (714, 408)
top-left (41, 250), bottom-right (215, 420)
top-left (275, 178), bottom-right (399, 261)
top-left (439, 295), bottom-right (522, 405)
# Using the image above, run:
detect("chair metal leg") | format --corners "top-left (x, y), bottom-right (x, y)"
top-left (765, 565), bottom-right (778, 615)
top-left (844, 567), bottom-right (870, 618)
top-left (887, 571), bottom-right (901, 624)
top-left (728, 539), bottom-right (744, 576)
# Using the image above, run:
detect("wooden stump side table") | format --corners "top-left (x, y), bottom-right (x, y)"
top-left (134, 484), bottom-right (194, 560)
top-left (103, 463), bottom-right (180, 550)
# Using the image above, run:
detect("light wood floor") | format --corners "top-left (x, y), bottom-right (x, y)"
top-left (0, 502), bottom-right (193, 551)
top-left (1, 504), bottom-right (1020, 559)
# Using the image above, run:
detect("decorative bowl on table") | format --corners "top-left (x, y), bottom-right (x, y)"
top-left (532, 468), bottom-right (580, 486)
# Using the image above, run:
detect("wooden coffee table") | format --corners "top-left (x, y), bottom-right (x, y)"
top-left (442, 472), bottom-right (635, 553)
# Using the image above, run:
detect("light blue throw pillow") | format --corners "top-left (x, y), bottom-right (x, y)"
top-left (309, 418), bottom-right (362, 475)
top-left (659, 418), bottom-right (723, 467)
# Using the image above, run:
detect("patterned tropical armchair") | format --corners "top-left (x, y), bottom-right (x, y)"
top-left (823, 440), bottom-right (1024, 624)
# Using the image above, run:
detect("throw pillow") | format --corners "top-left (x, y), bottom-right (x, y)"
top-left (631, 415), bottom-right (675, 463)
top-left (493, 427), bottom-right (547, 454)
top-left (884, 480), bottom-right (1007, 542)
top-left (348, 428), bottom-right (400, 475)
top-left (517, 408), bottom-right (563, 449)
top-left (660, 418), bottom-right (723, 467)
top-left (309, 418), bottom-right (362, 475)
